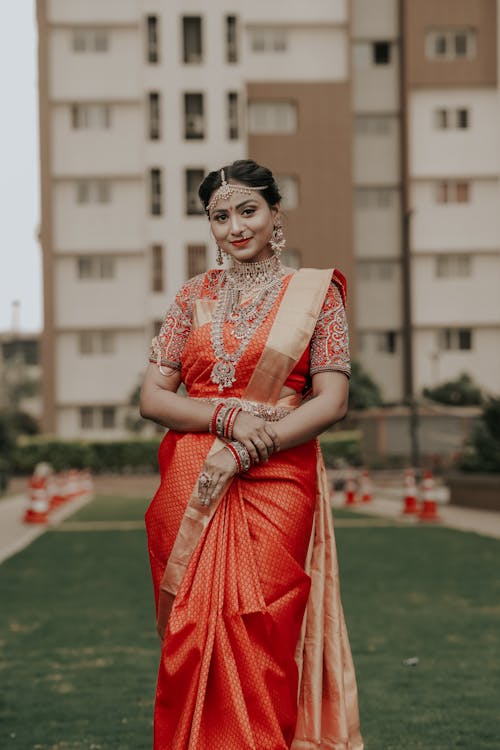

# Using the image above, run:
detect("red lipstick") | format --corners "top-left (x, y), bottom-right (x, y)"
top-left (231, 238), bottom-right (251, 248)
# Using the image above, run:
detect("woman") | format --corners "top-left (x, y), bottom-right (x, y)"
top-left (140, 160), bottom-right (363, 750)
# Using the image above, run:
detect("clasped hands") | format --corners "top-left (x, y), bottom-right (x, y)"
top-left (197, 412), bottom-right (280, 507)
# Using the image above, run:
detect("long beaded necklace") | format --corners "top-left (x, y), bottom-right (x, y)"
top-left (210, 255), bottom-right (283, 391)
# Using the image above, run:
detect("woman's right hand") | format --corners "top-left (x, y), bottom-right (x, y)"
top-left (231, 412), bottom-right (280, 464)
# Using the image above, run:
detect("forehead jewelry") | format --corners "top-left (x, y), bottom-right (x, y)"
top-left (206, 169), bottom-right (267, 214)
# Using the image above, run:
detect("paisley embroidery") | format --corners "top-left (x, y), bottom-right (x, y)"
top-left (149, 271), bottom-right (222, 369)
top-left (310, 281), bottom-right (351, 378)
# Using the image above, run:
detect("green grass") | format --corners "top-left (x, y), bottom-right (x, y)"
top-left (0, 495), bottom-right (499, 749)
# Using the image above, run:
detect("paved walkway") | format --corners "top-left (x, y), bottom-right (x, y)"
top-left (1, 477), bottom-right (499, 565)
top-left (331, 491), bottom-right (500, 540)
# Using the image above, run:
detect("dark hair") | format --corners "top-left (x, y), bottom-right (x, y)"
top-left (198, 159), bottom-right (282, 214)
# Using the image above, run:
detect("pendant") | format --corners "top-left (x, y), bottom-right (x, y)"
top-left (232, 320), bottom-right (249, 340)
top-left (211, 360), bottom-right (236, 392)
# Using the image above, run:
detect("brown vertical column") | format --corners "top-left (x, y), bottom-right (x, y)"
top-left (37, 0), bottom-right (56, 433)
top-left (246, 81), bottom-right (356, 351)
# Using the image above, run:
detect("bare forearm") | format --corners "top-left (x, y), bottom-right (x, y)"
top-left (273, 390), bottom-right (347, 452)
top-left (140, 386), bottom-right (214, 432)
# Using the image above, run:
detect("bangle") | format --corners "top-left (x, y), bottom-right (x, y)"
top-left (225, 406), bottom-right (241, 440)
top-left (215, 404), bottom-right (231, 438)
top-left (209, 403), bottom-right (225, 435)
top-left (224, 441), bottom-right (252, 473)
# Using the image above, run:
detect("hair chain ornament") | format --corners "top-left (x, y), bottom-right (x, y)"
top-left (210, 255), bottom-right (284, 392)
top-left (206, 169), bottom-right (268, 215)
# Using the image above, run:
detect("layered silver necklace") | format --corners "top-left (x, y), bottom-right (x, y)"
top-left (210, 255), bottom-right (284, 391)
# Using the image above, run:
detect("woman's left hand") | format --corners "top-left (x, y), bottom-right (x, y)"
top-left (197, 445), bottom-right (238, 507)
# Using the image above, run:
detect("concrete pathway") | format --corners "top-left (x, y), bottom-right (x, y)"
top-left (332, 491), bottom-right (500, 540)
top-left (0, 491), bottom-right (95, 564)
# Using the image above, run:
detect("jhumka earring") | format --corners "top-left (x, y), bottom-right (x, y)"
top-left (269, 223), bottom-right (286, 257)
top-left (216, 244), bottom-right (223, 266)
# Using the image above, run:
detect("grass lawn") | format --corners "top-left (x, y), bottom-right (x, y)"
top-left (1, 494), bottom-right (499, 749)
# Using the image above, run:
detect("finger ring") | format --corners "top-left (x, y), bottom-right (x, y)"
top-left (198, 472), bottom-right (211, 488)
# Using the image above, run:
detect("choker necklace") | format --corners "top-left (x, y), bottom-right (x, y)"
top-left (210, 255), bottom-right (284, 391)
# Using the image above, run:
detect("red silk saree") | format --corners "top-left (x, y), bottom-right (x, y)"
top-left (145, 268), bottom-right (363, 750)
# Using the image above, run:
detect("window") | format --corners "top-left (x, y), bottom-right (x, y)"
top-left (148, 92), bottom-right (161, 140)
top-left (250, 28), bottom-right (288, 52)
top-left (187, 244), bottom-right (207, 277)
top-left (276, 175), bottom-right (299, 210)
top-left (77, 256), bottom-right (115, 279)
top-left (78, 331), bottom-right (115, 355)
top-left (426, 29), bottom-right (477, 60)
top-left (185, 169), bottom-right (204, 215)
top-left (226, 15), bottom-right (238, 63)
top-left (80, 407), bottom-right (94, 429)
top-left (71, 104), bottom-right (111, 129)
top-left (438, 328), bottom-right (472, 351)
top-left (150, 168), bottom-right (163, 215)
top-left (434, 107), bottom-right (470, 129)
top-left (373, 41), bottom-right (391, 65)
top-left (248, 101), bottom-right (297, 134)
top-left (72, 29), bottom-right (110, 53)
top-left (153, 320), bottom-right (163, 337)
top-left (227, 92), bottom-right (239, 140)
top-left (376, 331), bottom-right (397, 354)
top-left (146, 15), bottom-right (159, 63)
top-left (101, 406), bottom-right (116, 429)
top-left (151, 244), bottom-right (164, 292)
top-left (76, 180), bottom-right (111, 204)
top-left (281, 249), bottom-right (301, 269)
top-left (436, 181), bottom-right (470, 204)
top-left (183, 16), bottom-right (203, 63)
top-left (79, 406), bottom-right (116, 430)
top-left (435, 254), bottom-right (471, 278)
top-left (359, 261), bottom-right (396, 281)
top-left (355, 115), bottom-right (393, 135)
top-left (355, 187), bottom-right (397, 209)
top-left (184, 93), bottom-right (205, 139)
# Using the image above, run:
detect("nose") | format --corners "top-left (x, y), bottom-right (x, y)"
top-left (228, 212), bottom-right (244, 236)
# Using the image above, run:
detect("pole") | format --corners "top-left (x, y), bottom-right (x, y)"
top-left (398, 0), bottom-right (420, 468)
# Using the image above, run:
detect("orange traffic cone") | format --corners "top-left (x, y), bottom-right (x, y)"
top-left (359, 468), bottom-right (373, 503)
top-left (418, 470), bottom-right (441, 523)
top-left (344, 469), bottom-right (357, 506)
top-left (402, 468), bottom-right (419, 515)
top-left (23, 475), bottom-right (50, 524)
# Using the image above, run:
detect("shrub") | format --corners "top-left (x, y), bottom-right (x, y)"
top-left (348, 361), bottom-right (383, 410)
top-left (12, 438), bottom-right (162, 475)
top-left (423, 372), bottom-right (483, 406)
top-left (319, 430), bottom-right (362, 468)
top-left (458, 398), bottom-right (500, 473)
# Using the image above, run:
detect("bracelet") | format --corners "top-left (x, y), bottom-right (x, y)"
top-left (224, 441), bottom-right (252, 473)
top-left (225, 406), bottom-right (241, 440)
top-left (209, 403), bottom-right (225, 435)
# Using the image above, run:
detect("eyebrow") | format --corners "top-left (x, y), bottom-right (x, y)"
top-left (213, 198), bottom-right (258, 215)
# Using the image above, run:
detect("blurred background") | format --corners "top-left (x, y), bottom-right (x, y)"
top-left (1, 0), bottom-right (499, 480)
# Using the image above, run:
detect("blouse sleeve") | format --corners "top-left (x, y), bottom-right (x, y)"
top-left (148, 283), bottom-right (195, 370)
top-left (310, 279), bottom-right (351, 378)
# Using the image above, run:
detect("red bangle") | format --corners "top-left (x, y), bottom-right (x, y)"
top-left (225, 406), bottom-right (241, 440)
top-left (209, 403), bottom-right (224, 435)
top-left (224, 443), bottom-right (242, 472)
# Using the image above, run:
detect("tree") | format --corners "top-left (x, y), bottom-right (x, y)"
top-left (423, 372), bottom-right (483, 406)
top-left (348, 361), bottom-right (383, 410)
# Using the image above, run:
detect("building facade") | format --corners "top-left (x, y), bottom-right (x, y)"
top-left (37, 0), bottom-right (499, 438)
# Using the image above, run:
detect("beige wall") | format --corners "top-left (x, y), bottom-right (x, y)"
top-left (405, 0), bottom-right (497, 88)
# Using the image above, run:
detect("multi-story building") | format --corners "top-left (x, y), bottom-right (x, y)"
top-left (37, 0), bottom-right (352, 437)
top-left (353, 0), bottom-right (499, 403)
top-left (37, 0), bottom-right (499, 438)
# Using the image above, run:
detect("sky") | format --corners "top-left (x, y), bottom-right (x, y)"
top-left (0, 2), bottom-right (41, 333)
